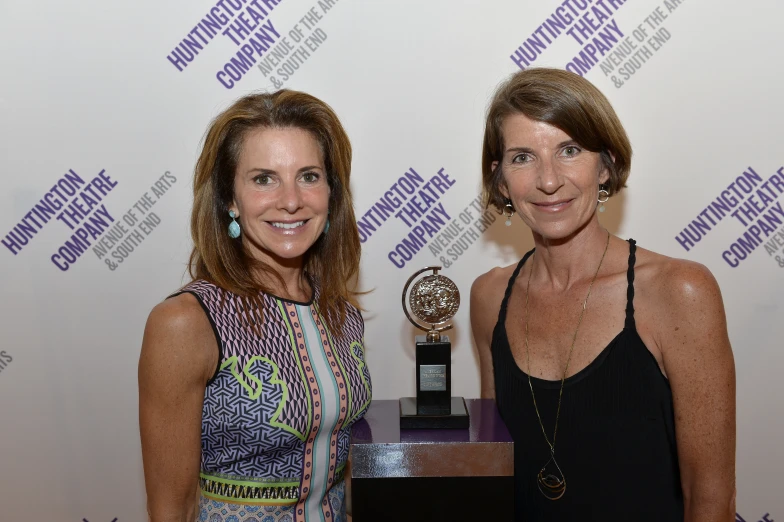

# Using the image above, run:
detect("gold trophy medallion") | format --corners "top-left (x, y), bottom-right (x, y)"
top-left (402, 267), bottom-right (460, 342)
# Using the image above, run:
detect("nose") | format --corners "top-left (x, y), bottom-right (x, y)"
top-left (536, 158), bottom-right (564, 194)
top-left (278, 179), bottom-right (303, 213)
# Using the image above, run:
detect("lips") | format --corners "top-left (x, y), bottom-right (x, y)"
top-left (269, 220), bottom-right (306, 230)
top-left (532, 199), bottom-right (574, 212)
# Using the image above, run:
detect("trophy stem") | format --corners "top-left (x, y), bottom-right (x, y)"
top-left (426, 329), bottom-right (440, 342)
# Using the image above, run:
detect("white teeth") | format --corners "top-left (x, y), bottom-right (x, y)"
top-left (271, 221), bottom-right (304, 229)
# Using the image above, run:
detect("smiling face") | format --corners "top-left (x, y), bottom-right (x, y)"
top-left (494, 113), bottom-right (609, 241)
top-left (230, 126), bottom-right (330, 271)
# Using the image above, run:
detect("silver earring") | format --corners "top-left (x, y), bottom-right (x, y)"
top-left (598, 186), bottom-right (610, 213)
top-left (503, 201), bottom-right (515, 226)
top-left (228, 210), bottom-right (241, 238)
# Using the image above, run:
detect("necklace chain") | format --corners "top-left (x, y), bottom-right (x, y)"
top-left (523, 231), bottom-right (611, 499)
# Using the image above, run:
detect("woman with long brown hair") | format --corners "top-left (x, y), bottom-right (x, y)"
top-left (139, 90), bottom-right (370, 522)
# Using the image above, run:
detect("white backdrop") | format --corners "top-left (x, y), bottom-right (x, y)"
top-left (0, 0), bottom-right (781, 520)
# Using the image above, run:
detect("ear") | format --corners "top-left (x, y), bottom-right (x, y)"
top-left (499, 181), bottom-right (510, 200)
top-left (492, 160), bottom-right (510, 200)
top-left (599, 151), bottom-right (615, 185)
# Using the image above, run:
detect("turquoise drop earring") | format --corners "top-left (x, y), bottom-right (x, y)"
top-left (228, 210), bottom-right (241, 238)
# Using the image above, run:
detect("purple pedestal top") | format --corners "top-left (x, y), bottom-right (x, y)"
top-left (350, 399), bottom-right (513, 478)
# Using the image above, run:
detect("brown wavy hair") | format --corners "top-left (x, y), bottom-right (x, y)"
top-left (482, 68), bottom-right (632, 212)
top-left (188, 90), bottom-right (360, 335)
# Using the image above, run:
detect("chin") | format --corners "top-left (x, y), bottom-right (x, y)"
top-left (245, 236), bottom-right (318, 265)
top-left (271, 245), bottom-right (315, 260)
top-left (530, 210), bottom-right (596, 239)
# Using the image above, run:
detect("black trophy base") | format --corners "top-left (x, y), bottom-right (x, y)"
top-left (399, 396), bottom-right (470, 429)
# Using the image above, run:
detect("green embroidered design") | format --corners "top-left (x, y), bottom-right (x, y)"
top-left (200, 471), bottom-right (300, 504)
top-left (347, 339), bottom-right (371, 425)
top-left (222, 355), bottom-right (305, 441)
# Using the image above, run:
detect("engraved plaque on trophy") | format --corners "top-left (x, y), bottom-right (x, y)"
top-left (400, 266), bottom-right (469, 429)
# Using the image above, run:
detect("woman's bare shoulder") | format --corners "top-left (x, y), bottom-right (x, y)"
top-left (472, 262), bottom-right (520, 296)
top-left (146, 292), bottom-right (212, 336)
top-left (470, 262), bottom-right (521, 330)
top-left (633, 246), bottom-right (721, 300)
top-left (632, 245), bottom-right (725, 337)
top-left (141, 292), bottom-right (217, 384)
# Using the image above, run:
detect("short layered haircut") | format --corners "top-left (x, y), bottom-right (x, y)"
top-left (482, 68), bottom-right (633, 211)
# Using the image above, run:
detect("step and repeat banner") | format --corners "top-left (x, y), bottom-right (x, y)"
top-left (1, 0), bottom-right (781, 520)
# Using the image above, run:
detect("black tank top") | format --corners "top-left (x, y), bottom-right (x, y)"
top-left (492, 239), bottom-right (684, 521)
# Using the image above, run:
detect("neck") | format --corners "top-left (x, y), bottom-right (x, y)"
top-left (530, 216), bottom-right (610, 291)
top-left (255, 258), bottom-right (311, 302)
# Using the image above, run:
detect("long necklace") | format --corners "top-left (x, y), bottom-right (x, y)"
top-left (523, 231), bottom-right (610, 500)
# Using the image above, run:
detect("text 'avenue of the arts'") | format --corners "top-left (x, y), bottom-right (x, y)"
top-left (426, 195), bottom-right (498, 270)
top-left (259, 0), bottom-right (341, 89)
top-left (599, 0), bottom-right (691, 88)
top-left (93, 172), bottom-right (178, 272)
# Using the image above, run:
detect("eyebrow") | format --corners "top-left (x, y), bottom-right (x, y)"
top-left (504, 146), bottom-right (534, 154)
top-left (245, 165), bottom-right (324, 175)
top-left (504, 140), bottom-right (579, 154)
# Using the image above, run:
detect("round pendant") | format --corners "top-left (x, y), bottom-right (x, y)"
top-left (536, 454), bottom-right (566, 500)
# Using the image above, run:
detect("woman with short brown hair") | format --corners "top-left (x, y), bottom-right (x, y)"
top-left (472, 68), bottom-right (735, 521)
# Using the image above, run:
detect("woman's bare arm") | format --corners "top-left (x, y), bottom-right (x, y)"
top-left (139, 294), bottom-right (217, 522)
top-left (470, 268), bottom-right (509, 399)
top-left (654, 260), bottom-right (736, 522)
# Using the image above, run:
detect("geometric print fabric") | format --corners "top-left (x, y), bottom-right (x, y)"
top-left (177, 280), bottom-right (371, 522)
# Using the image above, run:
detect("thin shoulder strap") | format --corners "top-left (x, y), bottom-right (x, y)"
top-left (497, 248), bottom-right (535, 325)
top-left (625, 239), bottom-right (637, 329)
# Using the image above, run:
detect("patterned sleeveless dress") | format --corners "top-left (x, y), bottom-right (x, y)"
top-left (176, 280), bottom-right (372, 522)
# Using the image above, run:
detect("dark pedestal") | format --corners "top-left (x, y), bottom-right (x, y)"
top-left (399, 335), bottom-right (470, 429)
top-left (350, 399), bottom-right (514, 521)
top-left (399, 396), bottom-right (469, 429)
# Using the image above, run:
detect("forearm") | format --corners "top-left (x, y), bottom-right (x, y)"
top-left (145, 479), bottom-right (201, 522)
top-left (684, 486), bottom-right (735, 522)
